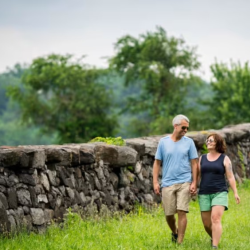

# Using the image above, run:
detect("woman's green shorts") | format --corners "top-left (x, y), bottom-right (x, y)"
top-left (198, 191), bottom-right (228, 211)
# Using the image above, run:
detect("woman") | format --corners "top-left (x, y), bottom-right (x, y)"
top-left (198, 133), bottom-right (240, 249)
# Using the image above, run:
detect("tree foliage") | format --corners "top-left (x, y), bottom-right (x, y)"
top-left (0, 102), bottom-right (57, 146)
top-left (0, 76), bottom-right (9, 114)
top-left (0, 64), bottom-right (25, 114)
top-left (7, 54), bottom-right (117, 143)
top-left (4, 28), bottom-right (248, 142)
top-left (210, 61), bottom-right (250, 127)
top-left (109, 26), bottom-right (201, 135)
top-left (0, 65), bottom-right (57, 146)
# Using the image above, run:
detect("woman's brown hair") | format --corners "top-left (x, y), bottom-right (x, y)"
top-left (207, 133), bottom-right (226, 153)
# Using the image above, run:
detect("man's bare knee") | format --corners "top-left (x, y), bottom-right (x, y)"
top-left (166, 215), bottom-right (175, 222)
top-left (177, 210), bottom-right (187, 217)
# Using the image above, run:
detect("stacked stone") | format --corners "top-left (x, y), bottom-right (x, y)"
top-left (0, 143), bottom-right (156, 232)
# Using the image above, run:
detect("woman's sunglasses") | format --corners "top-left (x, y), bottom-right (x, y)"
top-left (206, 138), bottom-right (215, 144)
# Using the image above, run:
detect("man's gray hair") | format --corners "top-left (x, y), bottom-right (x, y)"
top-left (172, 114), bottom-right (189, 126)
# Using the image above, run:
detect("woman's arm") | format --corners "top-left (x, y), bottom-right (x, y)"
top-left (197, 156), bottom-right (202, 188)
top-left (190, 158), bottom-right (198, 194)
top-left (224, 155), bottom-right (240, 204)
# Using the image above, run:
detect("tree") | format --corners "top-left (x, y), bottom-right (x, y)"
top-left (0, 75), bottom-right (8, 114)
top-left (0, 65), bottom-right (57, 146)
top-left (210, 61), bottom-right (250, 128)
top-left (0, 101), bottom-right (57, 146)
top-left (7, 54), bottom-right (117, 143)
top-left (109, 26), bottom-right (201, 135)
top-left (0, 64), bottom-right (27, 114)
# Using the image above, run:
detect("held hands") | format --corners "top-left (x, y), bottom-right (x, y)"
top-left (153, 182), bottom-right (160, 195)
top-left (189, 182), bottom-right (197, 195)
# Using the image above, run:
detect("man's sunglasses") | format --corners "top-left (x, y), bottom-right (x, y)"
top-left (180, 126), bottom-right (189, 130)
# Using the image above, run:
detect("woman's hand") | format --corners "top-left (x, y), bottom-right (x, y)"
top-left (234, 193), bottom-right (240, 204)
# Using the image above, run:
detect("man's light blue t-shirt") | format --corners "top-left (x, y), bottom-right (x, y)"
top-left (155, 135), bottom-right (198, 188)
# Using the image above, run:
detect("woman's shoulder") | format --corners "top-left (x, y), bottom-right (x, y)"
top-left (201, 153), bottom-right (207, 158)
top-left (222, 154), bottom-right (230, 161)
top-left (199, 154), bottom-right (207, 161)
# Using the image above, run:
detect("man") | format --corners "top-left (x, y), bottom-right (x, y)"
top-left (153, 114), bottom-right (198, 244)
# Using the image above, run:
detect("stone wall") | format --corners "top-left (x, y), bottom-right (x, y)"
top-left (0, 123), bottom-right (249, 233)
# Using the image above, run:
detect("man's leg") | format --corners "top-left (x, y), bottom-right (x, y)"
top-left (161, 185), bottom-right (178, 241)
top-left (166, 215), bottom-right (178, 234)
top-left (177, 210), bottom-right (187, 244)
top-left (176, 183), bottom-right (191, 244)
top-left (201, 211), bottom-right (212, 238)
top-left (211, 206), bottom-right (224, 247)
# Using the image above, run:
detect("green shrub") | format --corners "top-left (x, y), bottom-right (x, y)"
top-left (90, 136), bottom-right (125, 146)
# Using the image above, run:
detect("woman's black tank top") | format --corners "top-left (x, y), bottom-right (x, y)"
top-left (199, 154), bottom-right (228, 194)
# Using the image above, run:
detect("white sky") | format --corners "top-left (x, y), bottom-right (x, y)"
top-left (1, 0), bottom-right (250, 80)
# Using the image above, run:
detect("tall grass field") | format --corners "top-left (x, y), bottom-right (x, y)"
top-left (1, 183), bottom-right (250, 250)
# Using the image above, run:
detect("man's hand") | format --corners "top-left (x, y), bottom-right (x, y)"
top-left (153, 159), bottom-right (161, 195)
top-left (154, 182), bottom-right (160, 195)
top-left (189, 181), bottom-right (197, 195)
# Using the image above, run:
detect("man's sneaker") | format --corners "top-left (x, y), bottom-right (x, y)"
top-left (171, 232), bottom-right (178, 243)
top-left (212, 246), bottom-right (218, 249)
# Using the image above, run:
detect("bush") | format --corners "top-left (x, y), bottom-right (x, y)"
top-left (90, 136), bottom-right (125, 146)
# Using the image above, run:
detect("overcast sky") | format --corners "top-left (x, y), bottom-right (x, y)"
top-left (1, 0), bottom-right (250, 80)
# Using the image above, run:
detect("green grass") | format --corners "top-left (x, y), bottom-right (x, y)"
top-left (1, 186), bottom-right (250, 250)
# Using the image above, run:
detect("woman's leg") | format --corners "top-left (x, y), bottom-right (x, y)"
top-left (211, 205), bottom-right (225, 247)
top-left (201, 211), bottom-right (212, 238)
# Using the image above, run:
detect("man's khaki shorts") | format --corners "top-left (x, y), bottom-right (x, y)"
top-left (161, 182), bottom-right (191, 216)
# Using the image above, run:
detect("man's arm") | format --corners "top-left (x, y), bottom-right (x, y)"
top-left (153, 159), bottom-right (161, 195)
top-left (190, 158), bottom-right (198, 194)
top-left (224, 156), bottom-right (240, 204)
